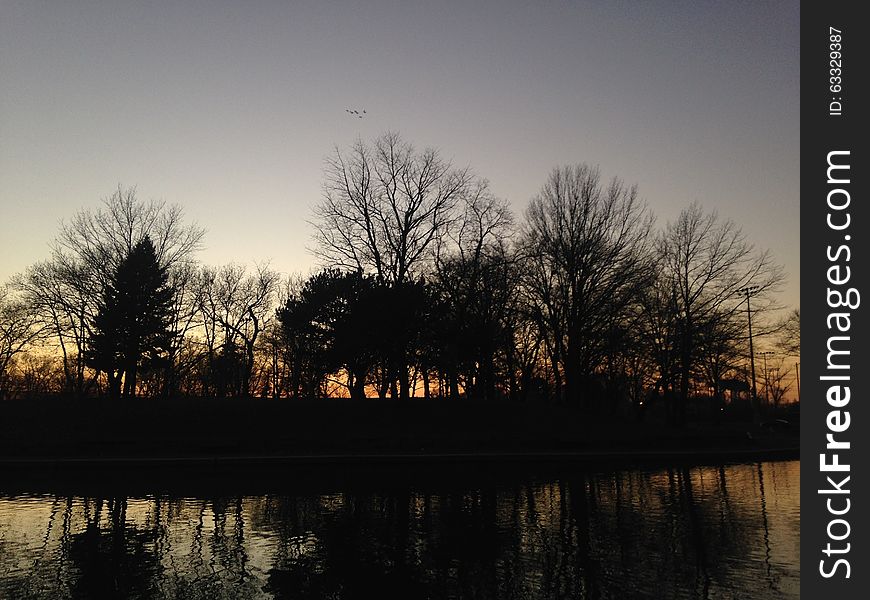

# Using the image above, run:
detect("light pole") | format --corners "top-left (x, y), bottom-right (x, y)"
top-left (760, 351), bottom-right (775, 407)
top-left (736, 285), bottom-right (760, 418)
top-left (770, 367), bottom-right (781, 407)
top-left (795, 362), bottom-right (801, 403)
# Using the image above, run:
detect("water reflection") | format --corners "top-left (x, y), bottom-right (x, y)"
top-left (0, 460), bottom-right (799, 599)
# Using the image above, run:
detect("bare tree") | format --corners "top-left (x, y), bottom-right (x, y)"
top-left (763, 357), bottom-right (793, 408)
top-left (519, 243), bottom-right (567, 400)
top-left (16, 186), bottom-right (204, 397)
top-left (311, 132), bottom-right (476, 284)
top-left (776, 308), bottom-right (800, 357)
top-left (695, 308), bottom-right (747, 408)
top-left (446, 180), bottom-right (514, 263)
top-left (311, 133), bottom-right (492, 398)
top-left (0, 286), bottom-right (45, 399)
top-left (14, 260), bottom-right (93, 396)
top-left (520, 164), bottom-right (655, 408)
top-left (660, 202), bottom-right (784, 423)
top-left (429, 187), bottom-right (518, 400)
top-left (54, 185), bottom-right (204, 285)
top-left (197, 263), bottom-right (279, 397)
top-left (636, 272), bottom-right (681, 401)
top-left (161, 262), bottom-right (202, 397)
top-left (10, 353), bottom-right (65, 398)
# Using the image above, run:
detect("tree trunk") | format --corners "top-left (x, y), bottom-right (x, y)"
top-left (349, 367), bottom-right (367, 400)
top-left (399, 370), bottom-right (410, 400)
top-left (107, 370), bottom-right (121, 401)
top-left (677, 329), bottom-right (691, 427)
top-left (422, 366), bottom-right (430, 400)
top-left (566, 337), bottom-right (582, 408)
top-left (123, 358), bottom-right (137, 399)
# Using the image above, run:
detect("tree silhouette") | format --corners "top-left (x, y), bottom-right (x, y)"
top-left (14, 186), bottom-right (204, 398)
top-left (310, 134), bottom-right (492, 398)
top-left (14, 260), bottom-right (94, 396)
top-left (312, 132), bottom-right (477, 285)
top-left (197, 263), bottom-right (278, 397)
top-left (277, 269), bottom-right (398, 399)
top-left (86, 236), bottom-right (175, 399)
top-left (276, 269), bottom-right (353, 399)
top-left (429, 190), bottom-right (517, 401)
top-left (776, 308), bottom-right (800, 357)
top-left (0, 286), bottom-right (45, 399)
top-left (521, 164), bottom-right (654, 408)
top-left (431, 246), bottom-right (517, 401)
top-left (659, 202), bottom-right (783, 424)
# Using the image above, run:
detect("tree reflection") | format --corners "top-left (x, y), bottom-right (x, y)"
top-left (66, 498), bottom-right (162, 599)
top-left (0, 462), bottom-right (800, 600)
top-left (264, 492), bottom-right (429, 599)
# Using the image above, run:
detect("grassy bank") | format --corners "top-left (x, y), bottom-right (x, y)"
top-left (0, 397), bottom-right (797, 463)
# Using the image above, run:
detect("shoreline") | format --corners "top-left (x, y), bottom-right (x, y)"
top-left (0, 397), bottom-right (799, 477)
top-left (0, 443), bottom-right (798, 470)
top-left (0, 439), bottom-right (798, 497)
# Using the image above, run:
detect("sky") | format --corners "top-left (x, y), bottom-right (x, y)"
top-left (0, 0), bottom-right (800, 311)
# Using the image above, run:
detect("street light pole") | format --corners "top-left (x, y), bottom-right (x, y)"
top-left (737, 285), bottom-right (760, 420)
top-left (770, 367), bottom-right (780, 407)
top-left (760, 351), bottom-right (775, 407)
top-left (795, 362), bottom-right (801, 403)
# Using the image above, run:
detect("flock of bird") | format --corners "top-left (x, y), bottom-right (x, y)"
top-left (345, 108), bottom-right (366, 118)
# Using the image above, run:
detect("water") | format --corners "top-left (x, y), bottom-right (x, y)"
top-left (0, 460), bottom-right (799, 599)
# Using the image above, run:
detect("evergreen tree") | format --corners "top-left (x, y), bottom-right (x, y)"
top-left (86, 236), bottom-right (175, 399)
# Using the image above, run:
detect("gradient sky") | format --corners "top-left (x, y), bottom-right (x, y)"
top-left (1, 1), bottom-right (799, 310)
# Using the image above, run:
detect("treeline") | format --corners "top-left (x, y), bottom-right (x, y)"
top-left (0, 133), bottom-right (796, 421)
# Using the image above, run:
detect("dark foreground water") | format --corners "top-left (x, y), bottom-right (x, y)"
top-left (0, 459), bottom-right (798, 599)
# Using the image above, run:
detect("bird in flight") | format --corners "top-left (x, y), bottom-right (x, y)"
top-left (345, 108), bottom-right (366, 118)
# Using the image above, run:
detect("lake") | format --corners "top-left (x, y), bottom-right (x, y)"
top-left (0, 459), bottom-right (799, 599)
